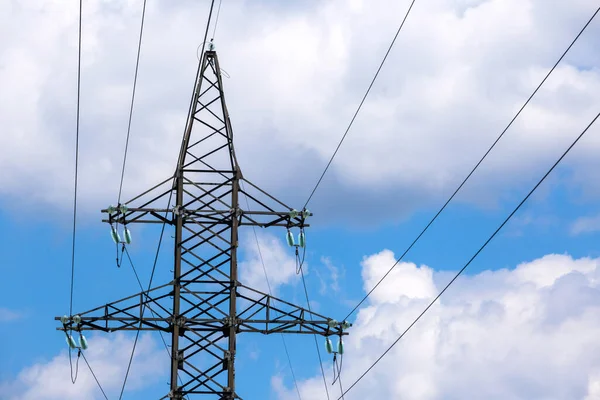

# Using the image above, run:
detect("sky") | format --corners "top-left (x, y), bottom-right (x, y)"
top-left (2, 0), bottom-right (600, 399)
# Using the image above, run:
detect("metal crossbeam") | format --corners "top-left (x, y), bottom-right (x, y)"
top-left (55, 284), bottom-right (345, 336)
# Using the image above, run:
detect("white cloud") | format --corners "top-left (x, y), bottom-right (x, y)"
top-left (585, 372), bottom-right (600, 400)
top-left (274, 251), bottom-right (600, 399)
top-left (361, 249), bottom-right (437, 303)
top-left (2, 0), bottom-right (600, 218)
top-left (0, 333), bottom-right (166, 400)
top-left (238, 231), bottom-right (302, 295)
top-left (571, 214), bottom-right (600, 235)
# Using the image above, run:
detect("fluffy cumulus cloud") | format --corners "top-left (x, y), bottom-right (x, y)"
top-left (238, 231), bottom-right (302, 296)
top-left (274, 251), bottom-right (600, 399)
top-left (0, 333), bottom-right (166, 400)
top-left (2, 0), bottom-right (600, 219)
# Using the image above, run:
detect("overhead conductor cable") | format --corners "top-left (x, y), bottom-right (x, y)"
top-left (338, 110), bottom-right (600, 399)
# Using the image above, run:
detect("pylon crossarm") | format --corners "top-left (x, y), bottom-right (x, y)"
top-left (235, 284), bottom-right (347, 336)
top-left (101, 173), bottom-right (311, 229)
top-left (103, 207), bottom-right (309, 228)
top-left (98, 173), bottom-right (176, 225)
top-left (240, 178), bottom-right (289, 209)
top-left (55, 283), bottom-right (173, 332)
top-left (124, 174), bottom-right (175, 205)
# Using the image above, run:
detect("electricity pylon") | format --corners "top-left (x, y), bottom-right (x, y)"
top-left (56, 48), bottom-right (348, 399)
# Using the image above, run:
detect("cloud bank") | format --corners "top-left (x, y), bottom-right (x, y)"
top-left (5, 246), bottom-right (600, 399)
top-left (0, 333), bottom-right (166, 400)
top-left (2, 0), bottom-right (600, 221)
top-left (274, 252), bottom-right (600, 400)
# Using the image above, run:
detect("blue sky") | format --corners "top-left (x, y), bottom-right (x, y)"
top-left (2, 0), bottom-right (600, 399)
top-left (3, 163), bottom-right (600, 399)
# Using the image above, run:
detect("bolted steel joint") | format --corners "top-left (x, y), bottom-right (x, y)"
top-left (168, 316), bottom-right (187, 328)
top-left (168, 390), bottom-right (183, 399)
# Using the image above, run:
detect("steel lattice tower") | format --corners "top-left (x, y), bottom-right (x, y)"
top-left (56, 49), bottom-right (347, 399)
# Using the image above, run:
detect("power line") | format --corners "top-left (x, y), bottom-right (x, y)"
top-left (297, 2), bottom-right (416, 384)
top-left (338, 110), bottom-right (600, 399)
top-left (69, 0), bottom-right (83, 326)
top-left (211, 0), bottom-right (223, 40)
top-left (333, 356), bottom-right (345, 400)
top-left (67, 0), bottom-right (83, 386)
top-left (123, 246), bottom-right (143, 290)
top-left (180, 0), bottom-right (217, 161)
top-left (244, 192), bottom-right (329, 400)
top-left (241, 182), bottom-right (302, 399)
top-left (289, 229), bottom-right (329, 398)
top-left (279, 335), bottom-right (302, 400)
top-left (118, 193), bottom-right (173, 399)
top-left (117, 0), bottom-right (148, 205)
top-left (342, 4), bottom-right (600, 322)
top-left (303, 0), bottom-right (418, 209)
top-left (81, 351), bottom-right (109, 400)
top-left (67, 345), bottom-right (80, 384)
top-left (253, 226), bottom-right (303, 399)
top-left (113, 1), bottom-right (152, 397)
top-left (118, 2), bottom-right (216, 395)
top-left (65, 3), bottom-right (110, 396)
top-left (121, 243), bottom-right (190, 400)
top-left (122, 247), bottom-right (171, 361)
top-left (299, 262), bottom-right (331, 400)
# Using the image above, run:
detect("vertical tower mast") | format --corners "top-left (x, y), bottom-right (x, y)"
top-left (57, 49), bottom-right (349, 399)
